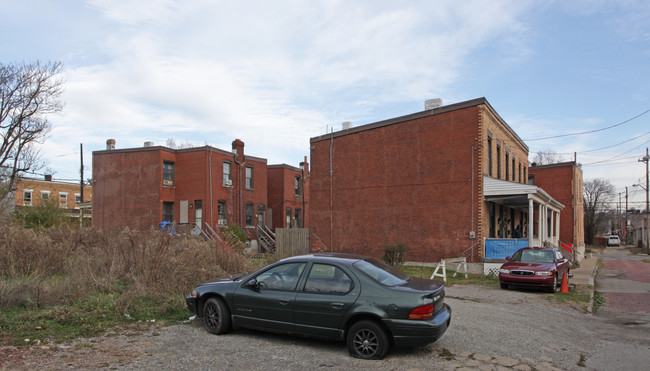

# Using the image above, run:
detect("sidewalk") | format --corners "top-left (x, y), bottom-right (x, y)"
top-left (571, 256), bottom-right (599, 287)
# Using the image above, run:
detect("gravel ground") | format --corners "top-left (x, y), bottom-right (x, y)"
top-left (2, 284), bottom-right (649, 370)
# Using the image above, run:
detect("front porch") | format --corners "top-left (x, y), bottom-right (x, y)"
top-left (483, 176), bottom-right (565, 260)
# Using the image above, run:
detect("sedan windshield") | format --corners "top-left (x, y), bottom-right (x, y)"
top-left (515, 250), bottom-right (554, 263)
top-left (353, 258), bottom-right (411, 286)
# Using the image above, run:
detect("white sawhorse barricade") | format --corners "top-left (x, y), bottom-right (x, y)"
top-left (430, 257), bottom-right (468, 282)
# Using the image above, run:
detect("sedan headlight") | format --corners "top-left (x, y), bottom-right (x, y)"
top-left (535, 271), bottom-right (552, 276)
top-left (499, 268), bottom-right (510, 274)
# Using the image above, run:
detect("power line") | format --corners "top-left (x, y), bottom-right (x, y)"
top-left (524, 109), bottom-right (650, 141)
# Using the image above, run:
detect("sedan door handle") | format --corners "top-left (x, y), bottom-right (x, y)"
top-left (278, 299), bottom-right (290, 305)
top-left (330, 302), bottom-right (345, 310)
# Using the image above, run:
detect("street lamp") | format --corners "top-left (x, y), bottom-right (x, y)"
top-left (638, 148), bottom-right (649, 253)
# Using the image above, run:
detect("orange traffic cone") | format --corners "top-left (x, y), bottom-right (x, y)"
top-left (560, 271), bottom-right (569, 293)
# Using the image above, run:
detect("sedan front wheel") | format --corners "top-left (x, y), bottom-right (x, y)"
top-left (203, 297), bottom-right (232, 334)
top-left (346, 320), bottom-right (389, 360)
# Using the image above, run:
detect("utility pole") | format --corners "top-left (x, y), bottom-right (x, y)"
top-left (640, 148), bottom-right (650, 253)
top-left (625, 187), bottom-right (628, 244)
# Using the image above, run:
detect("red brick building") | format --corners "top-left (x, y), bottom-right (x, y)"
top-left (528, 161), bottom-right (585, 260)
top-left (309, 98), bottom-right (563, 263)
top-left (267, 158), bottom-right (310, 229)
top-left (14, 176), bottom-right (92, 223)
top-left (92, 139), bottom-right (270, 239)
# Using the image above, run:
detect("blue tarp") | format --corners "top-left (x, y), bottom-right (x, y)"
top-left (485, 239), bottom-right (528, 259)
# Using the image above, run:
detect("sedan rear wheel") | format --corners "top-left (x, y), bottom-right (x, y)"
top-left (347, 320), bottom-right (389, 360)
top-left (203, 297), bottom-right (231, 334)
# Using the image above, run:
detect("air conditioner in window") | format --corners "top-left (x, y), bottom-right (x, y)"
top-left (218, 219), bottom-right (227, 226)
top-left (223, 179), bottom-right (232, 186)
top-left (163, 179), bottom-right (174, 186)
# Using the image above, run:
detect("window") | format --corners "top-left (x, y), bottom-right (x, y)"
top-left (256, 262), bottom-right (306, 291)
top-left (59, 192), bottom-right (68, 208)
top-left (496, 143), bottom-right (501, 179)
top-left (286, 207), bottom-right (292, 227)
top-left (505, 152), bottom-right (509, 180)
top-left (512, 157), bottom-right (516, 182)
top-left (162, 201), bottom-right (174, 222)
top-left (75, 193), bottom-right (81, 204)
top-left (218, 201), bottom-right (227, 225)
top-left (163, 161), bottom-right (174, 186)
top-left (518, 163), bottom-right (522, 183)
top-left (295, 176), bottom-right (302, 196)
top-left (294, 208), bottom-right (302, 228)
top-left (246, 202), bottom-right (254, 227)
top-left (23, 190), bottom-right (33, 206)
top-left (304, 264), bottom-right (353, 294)
top-left (223, 161), bottom-right (232, 186)
top-left (245, 166), bottom-right (253, 189)
top-left (487, 137), bottom-right (493, 176)
top-left (41, 191), bottom-right (50, 202)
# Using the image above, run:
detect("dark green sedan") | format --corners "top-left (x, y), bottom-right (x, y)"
top-left (186, 253), bottom-right (451, 360)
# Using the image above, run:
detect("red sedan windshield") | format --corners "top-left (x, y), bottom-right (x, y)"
top-left (512, 249), bottom-right (555, 263)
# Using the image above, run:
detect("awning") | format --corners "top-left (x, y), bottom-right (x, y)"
top-left (483, 176), bottom-right (564, 212)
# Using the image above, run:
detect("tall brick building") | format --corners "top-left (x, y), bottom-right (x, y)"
top-left (309, 98), bottom-right (563, 263)
top-left (528, 161), bottom-right (585, 260)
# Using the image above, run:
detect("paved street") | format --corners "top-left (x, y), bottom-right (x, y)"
top-left (596, 245), bottom-right (650, 314)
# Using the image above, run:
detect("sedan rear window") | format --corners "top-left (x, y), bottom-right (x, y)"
top-left (353, 258), bottom-right (411, 286)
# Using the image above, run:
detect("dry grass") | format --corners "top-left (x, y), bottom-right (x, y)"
top-left (0, 222), bottom-right (257, 310)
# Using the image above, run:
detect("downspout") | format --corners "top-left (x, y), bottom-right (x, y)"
top-left (209, 147), bottom-right (213, 230)
top-left (330, 128), bottom-right (334, 252)
top-left (234, 154), bottom-right (246, 227)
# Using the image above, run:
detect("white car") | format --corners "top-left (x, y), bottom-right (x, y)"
top-left (607, 235), bottom-right (620, 246)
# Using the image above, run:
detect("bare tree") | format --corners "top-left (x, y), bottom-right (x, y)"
top-left (166, 138), bottom-right (201, 149)
top-left (0, 61), bottom-right (64, 207)
top-left (583, 178), bottom-right (615, 244)
top-left (532, 148), bottom-right (564, 165)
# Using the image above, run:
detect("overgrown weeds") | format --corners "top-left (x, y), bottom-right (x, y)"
top-left (0, 222), bottom-right (258, 346)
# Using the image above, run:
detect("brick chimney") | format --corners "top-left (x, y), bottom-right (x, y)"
top-left (44, 174), bottom-right (52, 181)
top-left (106, 139), bottom-right (116, 150)
top-left (232, 139), bottom-right (245, 159)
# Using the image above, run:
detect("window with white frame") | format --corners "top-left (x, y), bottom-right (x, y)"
top-left (59, 192), bottom-right (68, 208)
top-left (41, 190), bottom-right (50, 202)
top-left (23, 189), bottom-right (33, 206)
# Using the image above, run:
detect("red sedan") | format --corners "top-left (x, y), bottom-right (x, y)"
top-left (498, 247), bottom-right (571, 293)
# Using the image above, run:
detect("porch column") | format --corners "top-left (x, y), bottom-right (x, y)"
top-left (538, 203), bottom-right (543, 245)
top-left (528, 196), bottom-right (534, 247)
top-left (555, 210), bottom-right (561, 245)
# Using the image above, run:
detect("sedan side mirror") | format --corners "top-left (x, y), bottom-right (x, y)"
top-left (505, 257), bottom-right (511, 261)
top-left (244, 278), bottom-right (260, 290)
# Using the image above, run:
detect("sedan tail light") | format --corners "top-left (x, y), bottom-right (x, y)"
top-left (408, 303), bottom-right (434, 320)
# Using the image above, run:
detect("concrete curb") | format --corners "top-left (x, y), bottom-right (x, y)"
top-left (586, 258), bottom-right (600, 314)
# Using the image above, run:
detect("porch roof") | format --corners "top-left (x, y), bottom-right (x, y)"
top-left (483, 176), bottom-right (564, 211)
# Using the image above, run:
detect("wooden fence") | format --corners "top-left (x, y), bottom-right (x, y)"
top-left (275, 228), bottom-right (310, 257)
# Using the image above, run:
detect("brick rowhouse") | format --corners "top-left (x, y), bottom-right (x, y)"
top-left (92, 139), bottom-right (269, 239)
top-left (529, 161), bottom-right (585, 260)
top-left (309, 98), bottom-right (531, 262)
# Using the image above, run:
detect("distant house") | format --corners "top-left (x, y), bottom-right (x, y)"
top-left (529, 161), bottom-right (585, 261)
top-left (13, 175), bottom-right (92, 221)
top-left (309, 97), bottom-right (564, 263)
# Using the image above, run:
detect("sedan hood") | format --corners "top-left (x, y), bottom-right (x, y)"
top-left (502, 261), bottom-right (555, 270)
top-left (201, 272), bottom-right (248, 285)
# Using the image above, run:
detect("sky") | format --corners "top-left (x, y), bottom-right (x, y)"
top-left (1, 0), bottom-right (649, 210)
